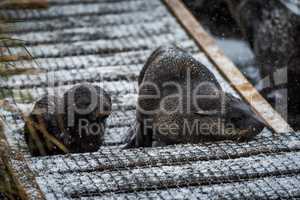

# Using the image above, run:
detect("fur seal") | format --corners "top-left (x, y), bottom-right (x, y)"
top-left (62, 84), bottom-right (112, 153)
top-left (226, 0), bottom-right (300, 128)
top-left (124, 46), bottom-right (266, 148)
top-left (24, 84), bottom-right (111, 156)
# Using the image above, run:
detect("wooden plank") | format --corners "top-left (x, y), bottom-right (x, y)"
top-left (164, 0), bottom-right (293, 133)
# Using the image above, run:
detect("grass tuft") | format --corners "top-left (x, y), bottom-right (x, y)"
top-left (0, 1), bottom-right (48, 199)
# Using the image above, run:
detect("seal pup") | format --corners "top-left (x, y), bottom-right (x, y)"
top-left (124, 46), bottom-right (267, 148)
top-left (62, 84), bottom-right (112, 153)
top-left (24, 84), bottom-right (112, 156)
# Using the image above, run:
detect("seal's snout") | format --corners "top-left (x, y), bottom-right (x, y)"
top-left (224, 94), bottom-right (267, 140)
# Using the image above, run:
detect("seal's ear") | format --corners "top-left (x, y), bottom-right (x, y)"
top-left (237, 0), bottom-right (264, 48)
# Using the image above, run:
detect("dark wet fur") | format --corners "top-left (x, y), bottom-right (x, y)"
top-left (24, 84), bottom-right (111, 156)
top-left (124, 46), bottom-right (266, 148)
top-left (183, 0), bottom-right (242, 38)
top-left (24, 95), bottom-right (63, 156)
top-left (62, 84), bottom-right (112, 153)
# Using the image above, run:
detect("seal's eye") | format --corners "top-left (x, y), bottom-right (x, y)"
top-left (230, 115), bottom-right (243, 125)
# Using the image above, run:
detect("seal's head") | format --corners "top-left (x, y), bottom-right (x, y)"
top-left (24, 84), bottom-right (112, 156)
top-left (222, 93), bottom-right (267, 141)
top-left (62, 84), bottom-right (112, 153)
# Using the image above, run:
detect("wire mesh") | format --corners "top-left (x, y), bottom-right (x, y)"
top-left (0, 0), bottom-right (300, 199)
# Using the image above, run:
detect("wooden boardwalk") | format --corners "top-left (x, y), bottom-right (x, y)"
top-left (0, 0), bottom-right (298, 199)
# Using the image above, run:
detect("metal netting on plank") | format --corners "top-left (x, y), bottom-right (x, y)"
top-left (0, 0), bottom-right (300, 199)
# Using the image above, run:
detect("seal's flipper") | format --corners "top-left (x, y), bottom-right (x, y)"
top-left (123, 121), bottom-right (153, 148)
top-left (122, 121), bottom-right (139, 148)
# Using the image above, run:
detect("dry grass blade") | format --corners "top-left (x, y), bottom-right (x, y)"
top-left (0, 21), bottom-right (13, 33)
top-left (0, 1), bottom-right (49, 199)
top-left (23, 115), bottom-right (69, 155)
top-left (0, 121), bottom-right (19, 200)
top-left (23, 116), bottom-right (47, 156)
top-left (0, 100), bottom-right (17, 113)
top-left (0, 66), bottom-right (43, 77)
top-left (0, 54), bottom-right (32, 62)
top-left (0, 33), bottom-right (43, 78)
top-left (0, 0), bottom-right (48, 9)
top-left (0, 166), bottom-right (18, 200)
